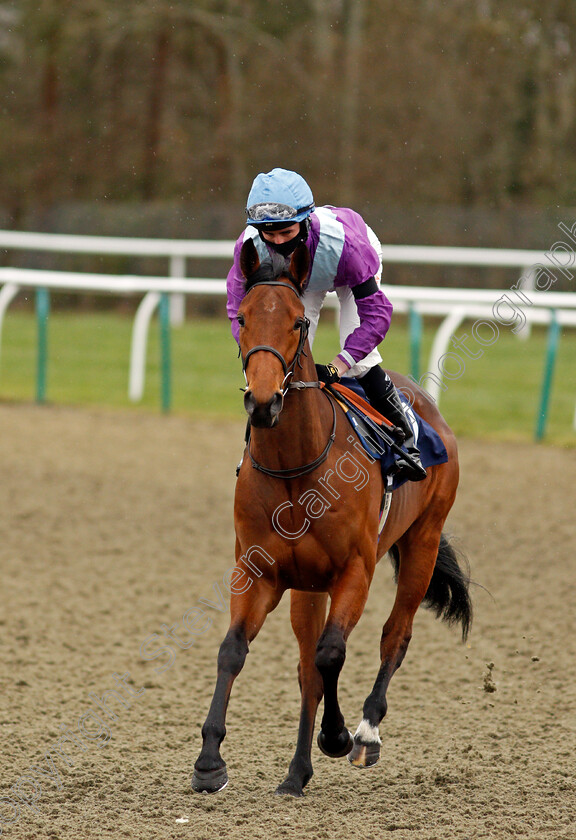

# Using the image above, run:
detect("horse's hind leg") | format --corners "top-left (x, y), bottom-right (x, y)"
top-left (192, 581), bottom-right (282, 793)
top-left (315, 559), bottom-right (372, 760)
top-left (349, 523), bottom-right (442, 769)
top-left (276, 590), bottom-right (328, 798)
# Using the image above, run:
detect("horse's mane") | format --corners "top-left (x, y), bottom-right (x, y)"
top-left (243, 250), bottom-right (303, 296)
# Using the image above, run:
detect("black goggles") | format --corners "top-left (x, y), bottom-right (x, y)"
top-left (246, 202), bottom-right (314, 223)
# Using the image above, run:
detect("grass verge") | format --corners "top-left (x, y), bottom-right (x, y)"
top-left (0, 310), bottom-right (574, 446)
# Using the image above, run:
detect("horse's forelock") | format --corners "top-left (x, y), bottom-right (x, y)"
top-left (243, 251), bottom-right (301, 295)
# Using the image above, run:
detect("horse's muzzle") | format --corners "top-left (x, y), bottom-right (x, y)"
top-left (244, 390), bottom-right (284, 428)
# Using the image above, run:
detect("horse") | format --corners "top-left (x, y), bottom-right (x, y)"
top-left (192, 239), bottom-right (472, 797)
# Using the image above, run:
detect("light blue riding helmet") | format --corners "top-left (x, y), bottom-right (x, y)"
top-left (246, 168), bottom-right (315, 228)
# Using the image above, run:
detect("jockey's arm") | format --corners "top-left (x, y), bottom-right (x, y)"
top-left (226, 240), bottom-right (247, 344)
top-left (330, 278), bottom-right (393, 376)
top-left (329, 355), bottom-right (352, 378)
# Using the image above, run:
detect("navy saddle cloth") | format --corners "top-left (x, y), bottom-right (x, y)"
top-left (333, 377), bottom-right (448, 490)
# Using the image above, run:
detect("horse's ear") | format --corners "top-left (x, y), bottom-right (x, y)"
top-left (288, 243), bottom-right (310, 292)
top-left (240, 238), bottom-right (260, 280)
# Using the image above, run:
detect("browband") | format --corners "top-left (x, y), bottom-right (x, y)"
top-left (245, 280), bottom-right (301, 298)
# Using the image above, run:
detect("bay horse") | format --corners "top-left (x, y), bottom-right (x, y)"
top-left (192, 240), bottom-right (472, 797)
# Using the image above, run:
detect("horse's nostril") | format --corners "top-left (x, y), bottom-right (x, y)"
top-left (244, 390), bottom-right (255, 415)
top-left (244, 390), bottom-right (284, 427)
top-left (270, 391), bottom-right (284, 417)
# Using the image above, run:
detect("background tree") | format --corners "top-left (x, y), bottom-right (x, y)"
top-left (0, 0), bottom-right (575, 230)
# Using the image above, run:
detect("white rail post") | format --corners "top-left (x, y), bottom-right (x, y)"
top-left (169, 254), bottom-right (186, 326)
top-left (516, 265), bottom-right (536, 340)
top-left (129, 291), bottom-right (161, 401)
top-left (0, 282), bottom-right (21, 374)
top-left (425, 306), bottom-right (467, 405)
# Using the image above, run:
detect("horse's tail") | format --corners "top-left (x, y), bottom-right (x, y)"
top-left (388, 533), bottom-right (473, 641)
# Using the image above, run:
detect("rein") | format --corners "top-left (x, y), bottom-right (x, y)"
top-left (247, 391), bottom-right (337, 479)
top-left (241, 278), bottom-right (337, 479)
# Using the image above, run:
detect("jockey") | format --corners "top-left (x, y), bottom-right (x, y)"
top-left (226, 167), bottom-right (426, 482)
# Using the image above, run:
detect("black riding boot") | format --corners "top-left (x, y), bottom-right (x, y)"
top-left (358, 366), bottom-right (427, 482)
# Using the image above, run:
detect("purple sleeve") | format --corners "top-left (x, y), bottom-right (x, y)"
top-left (332, 215), bottom-right (392, 365)
top-left (226, 236), bottom-right (246, 344)
top-left (339, 288), bottom-right (393, 366)
top-left (333, 208), bottom-right (381, 287)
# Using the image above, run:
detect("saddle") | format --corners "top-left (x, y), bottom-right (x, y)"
top-left (325, 379), bottom-right (448, 491)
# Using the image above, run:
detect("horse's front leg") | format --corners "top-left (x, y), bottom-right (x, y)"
top-left (315, 560), bottom-right (371, 759)
top-left (192, 580), bottom-right (283, 793)
top-left (276, 590), bottom-right (328, 798)
top-left (349, 528), bottom-right (441, 769)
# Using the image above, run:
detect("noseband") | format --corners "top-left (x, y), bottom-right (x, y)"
top-left (241, 280), bottom-right (312, 394)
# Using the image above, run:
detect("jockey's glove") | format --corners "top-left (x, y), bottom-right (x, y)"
top-left (315, 363), bottom-right (341, 385)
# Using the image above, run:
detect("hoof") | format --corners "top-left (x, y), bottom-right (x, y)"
top-left (191, 764), bottom-right (229, 793)
top-left (348, 740), bottom-right (381, 768)
top-left (317, 729), bottom-right (353, 758)
top-left (275, 779), bottom-right (305, 798)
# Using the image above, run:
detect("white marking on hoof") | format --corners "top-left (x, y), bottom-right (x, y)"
top-left (354, 719), bottom-right (381, 745)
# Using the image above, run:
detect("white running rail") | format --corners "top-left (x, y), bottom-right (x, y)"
top-left (1, 231), bottom-right (575, 433)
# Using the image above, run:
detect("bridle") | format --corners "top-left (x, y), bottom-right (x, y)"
top-left (241, 280), bottom-right (311, 395)
top-left (240, 278), bottom-right (337, 479)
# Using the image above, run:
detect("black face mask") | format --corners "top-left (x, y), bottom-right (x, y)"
top-left (265, 236), bottom-right (302, 258)
top-left (259, 220), bottom-right (310, 258)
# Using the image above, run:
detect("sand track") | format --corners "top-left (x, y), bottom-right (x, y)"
top-left (0, 405), bottom-right (575, 839)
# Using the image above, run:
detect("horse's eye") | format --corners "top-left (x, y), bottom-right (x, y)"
top-left (237, 313), bottom-right (245, 327)
top-left (293, 317), bottom-right (304, 330)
